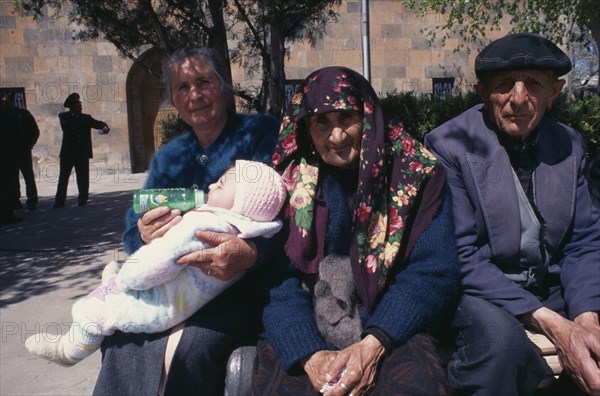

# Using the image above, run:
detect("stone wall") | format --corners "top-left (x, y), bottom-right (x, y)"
top-left (1, 0), bottom-right (510, 173)
top-left (0, 2), bottom-right (131, 179)
top-left (281, 1), bottom-right (508, 95)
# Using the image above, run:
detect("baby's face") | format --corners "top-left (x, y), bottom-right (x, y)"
top-left (206, 168), bottom-right (236, 210)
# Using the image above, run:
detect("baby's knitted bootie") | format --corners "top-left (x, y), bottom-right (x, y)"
top-left (25, 325), bottom-right (102, 366)
top-left (25, 333), bottom-right (81, 366)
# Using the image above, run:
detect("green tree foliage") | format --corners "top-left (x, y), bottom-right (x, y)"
top-left (401, 0), bottom-right (599, 93)
top-left (380, 91), bottom-right (481, 141)
top-left (547, 94), bottom-right (600, 158)
top-left (12, 0), bottom-right (341, 111)
top-left (381, 91), bottom-right (600, 159)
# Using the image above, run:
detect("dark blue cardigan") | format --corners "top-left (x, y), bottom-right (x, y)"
top-left (122, 112), bottom-right (279, 255)
top-left (263, 185), bottom-right (460, 371)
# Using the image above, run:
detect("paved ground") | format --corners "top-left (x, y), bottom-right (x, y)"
top-left (0, 170), bottom-right (147, 396)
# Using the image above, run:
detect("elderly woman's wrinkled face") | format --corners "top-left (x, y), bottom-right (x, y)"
top-left (476, 70), bottom-right (564, 141)
top-left (171, 56), bottom-right (226, 134)
top-left (307, 110), bottom-right (362, 169)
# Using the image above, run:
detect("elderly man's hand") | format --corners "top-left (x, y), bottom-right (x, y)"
top-left (571, 312), bottom-right (600, 395)
top-left (525, 308), bottom-right (600, 395)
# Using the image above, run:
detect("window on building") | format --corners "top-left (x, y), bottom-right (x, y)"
top-left (432, 78), bottom-right (454, 100)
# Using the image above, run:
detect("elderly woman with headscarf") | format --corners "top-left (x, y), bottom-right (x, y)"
top-left (253, 66), bottom-right (460, 395)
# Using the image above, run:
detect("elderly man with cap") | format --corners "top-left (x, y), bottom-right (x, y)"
top-left (54, 93), bottom-right (110, 208)
top-left (425, 33), bottom-right (600, 395)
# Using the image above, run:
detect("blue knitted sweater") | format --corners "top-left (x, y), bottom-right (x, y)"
top-left (122, 112), bottom-right (280, 255)
top-left (263, 185), bottom-right (460, 371)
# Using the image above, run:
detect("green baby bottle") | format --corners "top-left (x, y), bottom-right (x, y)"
top-left (132, 188), bottom-right (206, 213)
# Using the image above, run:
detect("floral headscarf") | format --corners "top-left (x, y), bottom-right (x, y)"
top-left (273, 66), bottom-right (439, 311)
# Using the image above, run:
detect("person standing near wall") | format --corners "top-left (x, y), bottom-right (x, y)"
top-left (16, 100), bottom-right (40, 210)
top-left (0, 93), bottom-right (24, 224)
top-left (54, 93), bottom-right (110, 208)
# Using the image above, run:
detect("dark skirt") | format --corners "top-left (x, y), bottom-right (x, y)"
top-left (252, 333), bottom-right (451, 396)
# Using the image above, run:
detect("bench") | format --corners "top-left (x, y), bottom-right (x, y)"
top-left (526, 331), bottom-right (562, 388)
top-left (225, 346), bottom-right (257, 396)
top-left (223, 333), bottom-right (562, 395)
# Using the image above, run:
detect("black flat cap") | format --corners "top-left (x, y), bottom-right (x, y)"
top-left (475, 32), bottom-right (572, 78)
top-left (63, 93), bottom-right (81, 108)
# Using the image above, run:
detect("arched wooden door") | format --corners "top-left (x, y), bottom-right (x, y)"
top-left (126, 49), bottom-right (167, 173)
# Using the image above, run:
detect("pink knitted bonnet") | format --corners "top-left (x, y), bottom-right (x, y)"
top-left (230, 160), bottom-right (287, 221)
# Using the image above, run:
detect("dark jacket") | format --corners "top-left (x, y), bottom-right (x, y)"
top-left (17, 109), bottom-right (40, 150)
top-left (425, 104), bottom-right (600, 320)
top-left (58, 111), bottom-right (107, 159)
top-left (0, 108), bottom-right (24, 161)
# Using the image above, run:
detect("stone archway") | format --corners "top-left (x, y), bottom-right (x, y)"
top-left (126, 49), bottom-right (167, 173)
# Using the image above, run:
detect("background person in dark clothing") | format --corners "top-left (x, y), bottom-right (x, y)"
top-left (15, 101), bottom-right (40, 210)
top-left (54, 93), bottom-right (110, 208)
top-left (0, 93), bottom-right (24, 224)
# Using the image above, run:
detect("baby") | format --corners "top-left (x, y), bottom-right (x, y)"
top-left (26, 160), bottom-right (287, 366)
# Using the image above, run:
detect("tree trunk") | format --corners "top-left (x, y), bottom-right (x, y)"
top-left (260, 0), bottom-right (272, 114)
top-left (207, 0), bottom-right (236, 111)
top-left (268, 9), bottom-right (286, 116)
top-left (261, 0), bottom-right (286, 115)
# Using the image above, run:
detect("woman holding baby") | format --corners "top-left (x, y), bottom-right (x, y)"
top-left (93, 46), bottom-right (283, 395)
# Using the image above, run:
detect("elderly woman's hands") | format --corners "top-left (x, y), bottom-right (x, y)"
top-left (303, 350), bottom-right (338, 392)
top-left (304, 335), bottom-right (386, 396)
top-left (176, 230), bottom-right (258, 280)
top-left (138, 207), bottom-right (258, 280)
top-left (138, 206), bottom-right (183, 244)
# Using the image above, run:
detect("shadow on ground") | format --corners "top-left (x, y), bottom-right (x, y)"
top-left (0, 191), bottom-right (134, 308)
